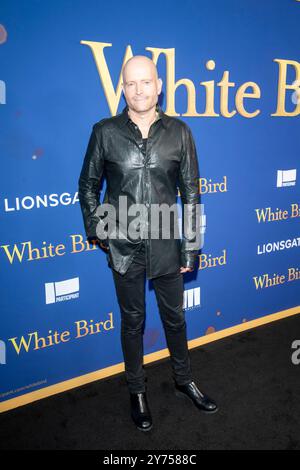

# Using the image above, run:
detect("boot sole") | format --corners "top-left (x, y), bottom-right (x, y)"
top-left (131, 413), bottom-right (153, 432)
top-left (175, 389), bottom-right (218, 414)
top-left (131, 417), bottom-right (153, 432)
top-left (136, 423), bottom-right (153, 432)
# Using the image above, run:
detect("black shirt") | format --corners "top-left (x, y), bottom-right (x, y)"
top-left (142, 137), bottom-right (147, 155)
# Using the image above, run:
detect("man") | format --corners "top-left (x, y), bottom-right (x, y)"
top-left (78, 55), bottom-right (217, 432)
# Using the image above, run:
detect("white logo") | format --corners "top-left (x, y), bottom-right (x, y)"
top-left (277, 169), bottom-right (297, 187)
top-left (45, 277), bottom-right (80, 304)
top-left (257, 237), bottom-right (300, 255)
top-left (0, 340), bottom-right (6, 365)
top-left (0, 80), bottom-right (6, 104)
top-left (3, 192), bottom-right (79, 212)
top-left (183, 287), bottom-right (201, 310)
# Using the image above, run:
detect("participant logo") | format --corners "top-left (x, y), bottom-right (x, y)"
top-left (45, 277), bottom-right (80, 304)
top-left (183, 287), bottom-right (201, 310)
top-left (277, 169), bottom-right (297, 187)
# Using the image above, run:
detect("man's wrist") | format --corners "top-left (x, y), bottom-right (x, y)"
top-left (181, 252), bottom-right (197, 269)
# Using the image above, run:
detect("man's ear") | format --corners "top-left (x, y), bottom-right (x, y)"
top-left (158, 77), bottom-right (163, 94)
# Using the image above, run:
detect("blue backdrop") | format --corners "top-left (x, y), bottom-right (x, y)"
top-left (0, 0), bottom-right (299, 411)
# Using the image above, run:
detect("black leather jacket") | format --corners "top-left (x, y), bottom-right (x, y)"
top-left (78, 103), bottom-right (200, 279)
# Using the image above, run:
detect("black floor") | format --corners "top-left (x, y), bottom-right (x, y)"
top-left (0, 314), bottom-right (300, 450)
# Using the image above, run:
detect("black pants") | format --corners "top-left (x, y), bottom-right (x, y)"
top-left (110, 241), bottom-right (193, 393)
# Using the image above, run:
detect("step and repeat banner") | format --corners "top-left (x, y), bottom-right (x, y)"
top-left (0, 0), bottom-right (299, 411)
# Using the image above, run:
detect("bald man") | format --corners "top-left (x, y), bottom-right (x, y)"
top-left (78, 55), bottom-right (218, 432)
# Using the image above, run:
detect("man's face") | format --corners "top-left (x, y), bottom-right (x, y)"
top-left (122, 60), bottom-right (162, 114)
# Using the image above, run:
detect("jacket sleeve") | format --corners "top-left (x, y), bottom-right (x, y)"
top-left (178, 123), bottom-right (201, 269)
top-left (78, 123), bottom-right (106, 242)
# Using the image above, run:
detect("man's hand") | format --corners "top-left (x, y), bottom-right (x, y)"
top-left (180, 266), bottom-right (194, 273)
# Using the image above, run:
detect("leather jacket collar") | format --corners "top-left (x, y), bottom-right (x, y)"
top-left (117, 102), bottom-right (168, 129)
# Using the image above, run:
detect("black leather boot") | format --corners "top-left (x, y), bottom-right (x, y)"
top-left (130, 391), bottom-right (153, 431)
top-left (174, 381), bottom-right (218, 413)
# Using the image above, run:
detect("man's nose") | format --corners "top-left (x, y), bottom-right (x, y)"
top-left (135, 83), bottom-right (142, 94)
